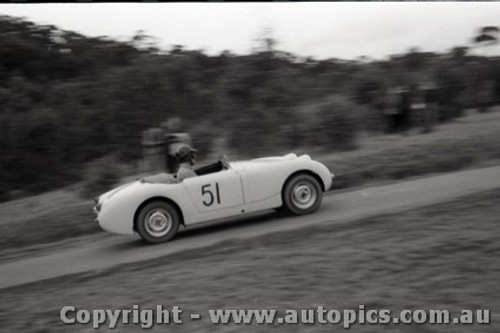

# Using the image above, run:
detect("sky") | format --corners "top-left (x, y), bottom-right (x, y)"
top-left (0, 2), bottom-right (499, 60)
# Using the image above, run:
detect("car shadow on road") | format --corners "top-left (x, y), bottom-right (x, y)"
top-left (103, 210), bottom-right (291, 251)
top-left (176, 210), bottom-right (285, 240)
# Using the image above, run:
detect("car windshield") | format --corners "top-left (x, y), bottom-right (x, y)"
top-left (195, 160), bottom-right (229, 176)
top-left (140, 173), bottom-right (178, 184)
top-left (140, 156), bottom-right (231, 183)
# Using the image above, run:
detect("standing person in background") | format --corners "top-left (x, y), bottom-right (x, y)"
top-left (141, 127), bottom-right (166, 173)
top-left (411, 83), bottom-right (427, 133)
top-left (399, 86), bottom-right (412, 135)
top-left (161, 118), bottom-right (193, 174)
top-left (423, 82), bottom-right (438, 133)
top-left (384, 87), bottom-right (401, 134)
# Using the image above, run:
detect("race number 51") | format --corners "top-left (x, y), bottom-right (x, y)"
top-left (201, 183), bottom-right (221, 206)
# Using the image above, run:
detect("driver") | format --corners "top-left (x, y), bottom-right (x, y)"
top-left (175, 144), bottom-right (198, 181)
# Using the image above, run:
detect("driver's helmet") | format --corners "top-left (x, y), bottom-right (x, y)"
top-left (176, 144), bottom-right (198, 163)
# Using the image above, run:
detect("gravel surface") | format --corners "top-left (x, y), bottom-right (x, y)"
top-left (1, 189), bottom-right (499, 333)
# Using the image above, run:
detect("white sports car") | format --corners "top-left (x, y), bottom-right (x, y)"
top-left (94, 153), bottom-right (334, 243)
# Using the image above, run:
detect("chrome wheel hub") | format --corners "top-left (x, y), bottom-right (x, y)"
top-left (291, 183), bottom-right (317, 209)
top-left (145, 209), bottom-right (172, 237)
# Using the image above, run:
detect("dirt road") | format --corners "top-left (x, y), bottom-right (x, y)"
top-left (1, 165), bottom-right (500, 290)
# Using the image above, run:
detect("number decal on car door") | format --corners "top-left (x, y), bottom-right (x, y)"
top-left (201, 183), bottom-right (221, 206)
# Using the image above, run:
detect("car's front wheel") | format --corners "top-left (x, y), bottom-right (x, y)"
top-left (136, 201), bottom-right (180, 244)
top-left (282, 174), bottom-right (323, 215)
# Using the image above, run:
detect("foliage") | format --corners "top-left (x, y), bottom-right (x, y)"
top-left (1, 15), bottom-right (500, 199)
top-left (298, 95), bottom-right (359, 151)
top-left (79, 155), bottom-right (122, 199)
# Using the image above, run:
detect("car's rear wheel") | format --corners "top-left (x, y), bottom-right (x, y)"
top-left (282, 174), bottom-right (322, 215)
top-left (136, 201), bottom-right (180, 244)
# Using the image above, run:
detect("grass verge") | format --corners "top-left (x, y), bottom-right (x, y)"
top-left (321, 110), bottom-right (500, 189)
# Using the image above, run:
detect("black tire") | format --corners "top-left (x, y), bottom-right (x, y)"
top-left (282, 174), bottom-right (323, 215)
top-left (136, 201), bottom-right (180, 244)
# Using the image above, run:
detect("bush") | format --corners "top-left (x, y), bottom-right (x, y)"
top-left (224, 96), bottom-right (360, 157)
top-left (226, 109), bottom-right (284, 157)
top-left (79, 155), bottom-right (122, 199)
top-left (301, 95), bottom-right (359, 151)
top-left (0, 179), bottom-right (9, 203)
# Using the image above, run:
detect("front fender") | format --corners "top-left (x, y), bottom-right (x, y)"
top-left (237, 155), bottom-right (334, 204)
